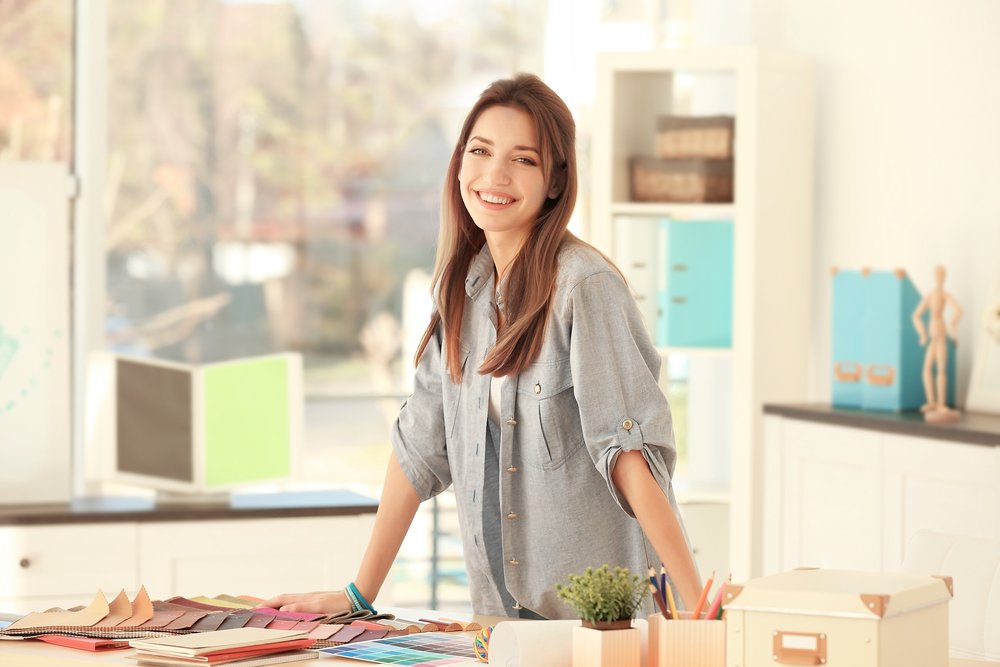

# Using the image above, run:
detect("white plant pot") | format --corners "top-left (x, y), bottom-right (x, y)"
top-left (572, 624), bottom-right (640, 667)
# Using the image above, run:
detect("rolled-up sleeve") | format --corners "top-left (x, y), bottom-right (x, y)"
top-left (391, 322), bottom-right (452, 501)
top-left (566, 270), bottom-right (677, 517)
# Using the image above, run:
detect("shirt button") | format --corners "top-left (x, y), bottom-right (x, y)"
top-left (512, 602), bottom-right (523, 610)
top-left (506, 465), bottom-right (518, 473)
top-left (622, 418), bottom-right (634, 431)
top-left (534, 382), bottom-right (541, 394)
top-left (506, 511), bottom-right (518, 520)
top-left (506, 417), bottom-right (517, 426)
top-left (508, 557), bottom-right (519, 566)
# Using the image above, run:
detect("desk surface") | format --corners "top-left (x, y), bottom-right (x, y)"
top-left (0, 633), bottom-right (996, 667)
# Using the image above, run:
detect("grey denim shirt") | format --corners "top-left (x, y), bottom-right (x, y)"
top-left (391, 239), bottom-right (688, 619)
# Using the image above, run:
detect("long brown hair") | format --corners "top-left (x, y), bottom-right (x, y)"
top-left (415, 73), bottom-right (578, 382)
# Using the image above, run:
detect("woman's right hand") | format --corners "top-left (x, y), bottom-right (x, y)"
top-left (258, 590), bottom-right (352, 614)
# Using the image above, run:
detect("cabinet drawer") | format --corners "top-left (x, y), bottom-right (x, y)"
top-left (0, 523), bottom-right (138, 597)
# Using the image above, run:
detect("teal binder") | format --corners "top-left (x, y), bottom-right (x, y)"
top-left (831, 270), bottom-right (865, 408)
top-left (656, 220), bottom-right (733, 348)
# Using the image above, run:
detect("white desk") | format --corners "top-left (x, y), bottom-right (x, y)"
top-left (0, 634), bottom-right (996, 667)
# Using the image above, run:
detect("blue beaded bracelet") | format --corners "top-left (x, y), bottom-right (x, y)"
top-left (346, 582), bottom-right (376, 614)
top-left (344, 586), bottom-right (362, 612)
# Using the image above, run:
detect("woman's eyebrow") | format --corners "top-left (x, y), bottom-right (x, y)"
top-left (468, 135), bottom-right (540, 155)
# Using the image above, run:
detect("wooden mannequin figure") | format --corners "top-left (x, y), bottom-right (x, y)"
top-left (911, 265), bottom-right (963, 423)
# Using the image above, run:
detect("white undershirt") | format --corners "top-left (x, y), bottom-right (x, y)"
top-left (489, 374), bottom-right (503, 425)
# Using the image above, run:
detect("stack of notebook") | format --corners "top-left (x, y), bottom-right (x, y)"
top-left (128, 628), bottom-right (315, 666)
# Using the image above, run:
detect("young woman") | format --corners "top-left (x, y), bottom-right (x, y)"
top-left (263, 74), bottom-right (701, 619)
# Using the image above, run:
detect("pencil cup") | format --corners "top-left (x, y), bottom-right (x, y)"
top-left (647, 612), bottom-right (725, 667)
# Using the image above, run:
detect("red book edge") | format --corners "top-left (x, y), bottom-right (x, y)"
top-left (38, 634), bottom-right (131, 652)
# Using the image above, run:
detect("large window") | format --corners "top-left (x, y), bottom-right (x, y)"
top-left (104, 1), bottom-right (547, 492)
top-left (0, 0), bottom-right (73, 162)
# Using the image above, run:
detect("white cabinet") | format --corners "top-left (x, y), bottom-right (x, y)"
top-left (591, 49), bottom-right (815, 578)
top-left (882, 434), bottom-right (1000, 568)
top-left (0, 513), bottom-right (375, 615)
top-left (138, 515), bottom-right (372, 599)
top-left (763, 410), bottom-right (1000, 575)
top-left (0, 523), bottom-right (138, 612)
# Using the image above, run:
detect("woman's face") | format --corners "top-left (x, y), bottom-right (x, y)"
top-left (458, 105), bottom-right (550, 245)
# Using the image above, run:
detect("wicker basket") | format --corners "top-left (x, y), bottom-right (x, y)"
top-left (629, 156), bottom-right (733, 203)
top-left (656, 115), bottom-right (735, 160)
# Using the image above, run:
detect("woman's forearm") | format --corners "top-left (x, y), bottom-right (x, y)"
top-left (611, 449), bottom-right (702, 610)
top-left (354, 451), bottom-right (422, 602)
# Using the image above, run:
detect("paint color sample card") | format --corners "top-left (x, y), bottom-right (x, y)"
top-left (318, 632), bottom-right (475, 665)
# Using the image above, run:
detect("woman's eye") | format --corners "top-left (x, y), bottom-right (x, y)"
top-left (468, 147), bottom-right (488, 155)
top-left (515, 157), bottom-right (537, 166)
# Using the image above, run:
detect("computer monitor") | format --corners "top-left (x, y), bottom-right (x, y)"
top-left (107, 352), bottom-right (302, 496)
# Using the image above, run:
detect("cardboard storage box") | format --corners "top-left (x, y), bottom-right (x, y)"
top-left (724, 569), bottom-right (952, 667)
top-left (656, 114), bottom-right (735, 160)
top-left (629, 156), bottom-right (734, 203)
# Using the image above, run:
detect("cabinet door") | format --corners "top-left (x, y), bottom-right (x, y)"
top-left (882, 434), bottom-right (1000, 570)
top-left (780, 420), bottom-right (882, 571)
top-left (138, 515), bottom-right (375, 600)
top-left (0, 523), bottom-right (139, 613)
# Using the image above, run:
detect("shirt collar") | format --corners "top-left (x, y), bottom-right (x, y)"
top-left (465, 242), bottom-right (495, 300)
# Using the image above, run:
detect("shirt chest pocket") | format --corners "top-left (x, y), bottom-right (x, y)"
top-left (442, 347), bottom-right (470, 439)
top-left (518, 361), bottom-right (585, 470)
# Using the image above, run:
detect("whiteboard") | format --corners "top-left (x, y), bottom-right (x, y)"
top-left (0, 162), bottom-right (72, 503)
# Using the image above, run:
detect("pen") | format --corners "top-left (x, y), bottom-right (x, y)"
top-left (692, 570), bottom-right (714, 620)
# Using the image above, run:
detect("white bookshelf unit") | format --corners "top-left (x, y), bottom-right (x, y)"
top-left (589, 48), bottom-right (815, 578)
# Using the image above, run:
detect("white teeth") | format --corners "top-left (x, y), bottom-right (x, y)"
top-left (479, 191), bottom-right (513, 205)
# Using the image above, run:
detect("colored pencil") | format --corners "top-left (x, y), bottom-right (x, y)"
top-left (659, 566), bottom-right (668, 610)
top-left (692, 571), bottom-right (715, 620)
top-left (648, 582), bottom-right (670, 619)
top-left (663, 578), bottom-right (678, 620)
top-left (705, 575), bottom-right (729, 621)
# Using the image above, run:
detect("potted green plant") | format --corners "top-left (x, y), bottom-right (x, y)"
top-left (556, 565), bottom-right (648, 667)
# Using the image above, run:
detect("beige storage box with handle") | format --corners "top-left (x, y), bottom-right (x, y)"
top-left (724, 569), bottom-right (953, 667)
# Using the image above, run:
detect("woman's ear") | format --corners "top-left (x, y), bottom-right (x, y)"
top-left (547, 169), bottom-right (566, 199)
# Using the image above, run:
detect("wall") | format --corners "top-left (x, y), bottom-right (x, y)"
top-left (693, 0), bottom-right (1000, 406)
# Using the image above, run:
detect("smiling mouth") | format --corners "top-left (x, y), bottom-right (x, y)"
top-left (476, 190), bottom-right (515, 206)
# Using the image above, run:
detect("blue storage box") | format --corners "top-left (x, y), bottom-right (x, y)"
top-left (861, 270), bottom-right (926, 411)
top-left (831, 270), bottom-right (865, 407)
top-left (656, 219), bottom-right (733, 348)
top-left (831, 269), bottom-right (956, 412)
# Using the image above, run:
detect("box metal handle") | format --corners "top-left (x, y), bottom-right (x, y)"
top-left (772, 631), bottom-right (827, 665)
top-left (866, 364), bottom-right (896, 386)
top-left (833, 362), bottom-right (862, 382)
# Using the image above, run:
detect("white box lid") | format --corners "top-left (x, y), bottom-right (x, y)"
top-left (724, 569), bottom-right (953, 619)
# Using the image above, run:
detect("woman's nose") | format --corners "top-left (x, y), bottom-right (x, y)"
top-left (485, 159), bottom-right (511, 185)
